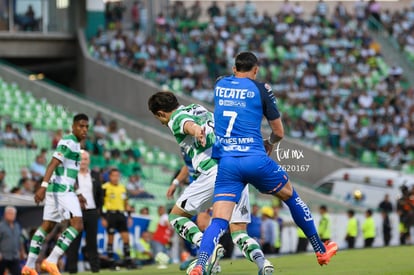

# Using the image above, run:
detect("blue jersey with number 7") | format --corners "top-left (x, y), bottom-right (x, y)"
top-left (212, 75), bottom-right (280, 159)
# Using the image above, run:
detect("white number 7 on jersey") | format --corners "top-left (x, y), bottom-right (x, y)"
top-left (223, 111), bottom-right (237, 137)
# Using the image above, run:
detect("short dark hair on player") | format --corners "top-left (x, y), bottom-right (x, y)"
top-left (148, 91), bottom-right (180, 114)
top-left (73, 113), bottom-right (89, 123)
top-left (235, 51), bottom-right (258, 72)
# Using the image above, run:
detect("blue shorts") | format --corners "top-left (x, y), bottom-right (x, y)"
top-left (213, 155), bottom-right (289, 203)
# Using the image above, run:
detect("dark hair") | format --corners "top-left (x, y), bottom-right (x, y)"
top-left (73, 113), bottom-right (89, 123)
top-left (366, 209), bottom-right (373, 215)
top-left (347, 209), bottom-right (355, 216)
top-left (109, 168), bottom-right (119, 174)
top-left (148, 91), bottom-right (179, 114)
top-left (235, 51), bottom-right (258, 72)
top-left (320, 205), bottom-right (327, 211)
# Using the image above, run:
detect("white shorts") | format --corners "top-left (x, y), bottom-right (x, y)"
top-left (176, 166), bottom-right (251, 224)
top-left (43, 192), bottom-right (82, 222)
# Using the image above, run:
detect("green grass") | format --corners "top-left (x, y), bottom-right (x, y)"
top-left (91, 246), bottom-right (414, 275)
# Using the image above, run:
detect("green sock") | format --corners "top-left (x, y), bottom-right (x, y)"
top-left (169, 213), bottom-right (203, 246)
top-left (26, 227), bottom-right (47, 268)
top-left (47, 226), bottom-right (79, 263)
top-left (232, 230), bottom-right (265, 269)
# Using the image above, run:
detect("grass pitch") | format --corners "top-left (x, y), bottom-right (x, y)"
top-left (92, 246), bottom-right (414, 275)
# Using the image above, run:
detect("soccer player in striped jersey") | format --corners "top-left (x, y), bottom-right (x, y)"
top-left (22, 114), bottom-right (89, 275)
top-left (189, 52), bottom-right (338, 275)
top-left (148, 92), bottom-right (273, 275)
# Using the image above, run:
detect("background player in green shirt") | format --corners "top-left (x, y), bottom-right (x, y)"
top-left (22, 114), bottom-right (89, 275)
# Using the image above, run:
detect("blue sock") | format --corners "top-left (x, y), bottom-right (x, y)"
top-left (196, 218), bottom-right (229, 272)
top-left (284, 188), bottom-right (325, 253)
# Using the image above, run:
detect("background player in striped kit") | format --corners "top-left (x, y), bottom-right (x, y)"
top-left (21, 114), bottom-right (89, 275)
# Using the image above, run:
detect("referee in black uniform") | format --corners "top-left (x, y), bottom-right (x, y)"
top-left (66, 150), bottom-right (103, 273)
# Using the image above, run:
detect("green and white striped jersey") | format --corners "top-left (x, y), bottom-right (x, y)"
top-left (168, 104), bottom-right (216, 174)
top-left (47, 133), bottom-right (81, 193)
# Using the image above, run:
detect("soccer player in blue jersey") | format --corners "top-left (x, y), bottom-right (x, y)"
top-left (189, 52), bottom-right (338, 275)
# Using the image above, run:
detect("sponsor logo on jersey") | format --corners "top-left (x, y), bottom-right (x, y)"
top-left (223, 145), bottom-right (250, 152)
top-left (215, 86), bottom-right (255, 99)
top-left (218, 99), bottom-right (246, 107)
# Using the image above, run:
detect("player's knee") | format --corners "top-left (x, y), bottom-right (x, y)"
top-left (71, 218), bottom-right (84, 232)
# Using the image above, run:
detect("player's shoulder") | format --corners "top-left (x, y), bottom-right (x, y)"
top-left (59, 134), bottom-right (79, 145)
top-left (252, 80), bottom-right (273, 93)
top-left (215, 75), bottom-right (232, 84)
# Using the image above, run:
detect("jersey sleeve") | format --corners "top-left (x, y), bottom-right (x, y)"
top-left (258, 82), bottom-right (280, 121)
top-left (169, 110), bottom-right (194, 136)
top-left (53, 139), bottom-right (72, 163)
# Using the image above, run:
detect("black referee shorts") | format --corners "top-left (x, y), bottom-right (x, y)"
top-left (106, 211), bottom-right (128, 234)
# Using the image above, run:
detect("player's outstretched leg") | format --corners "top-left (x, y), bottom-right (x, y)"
top-left (283, 188), bottom-right (337, 265)
top-left (316, 241), bottom-right (338, 265)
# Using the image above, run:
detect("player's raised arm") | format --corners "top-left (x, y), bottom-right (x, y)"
top-left (184, 121), bottom-right (206, 147)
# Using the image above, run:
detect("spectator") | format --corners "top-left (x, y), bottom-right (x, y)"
top-left (126, 174), bottom-right (154, 199)
top-left (273, 206), bottom-right (283, 254)
top-left (362, 209), bottom-right (376, 247)
top-left (378, 194), bottom-right (393, 213)
top-left (151, 205), bottom-right (173, 257)
top-left (92, 118), bottom-right (107, 140)
top-left (345, 209), bottom-right (358, 249)
top-left (30, 155), bottom-right (47, 181)
top-left (107, 120), bottom-right (122, 143)
top-left (66, 150), bottom-right (103, 274)
top-left (136, 231), bottom-right (154, 266)
top-left (260, 206), bottom-right (277, 255)
top-left (51, 129), bottom-right (63, 149)
top-left (315, 0), bottom-right (329, 19)
top-left (246, 204), bottom-right (261, 242)
top-left (0, 169), bottom-right (7, 192)
top-left (20, 123), bottom-right (37, 149)
top-left (367, 0), bottom-right (381, 22)
top-left (381, 210), bottom-right (392, 246)
top-left (22, 5), bottom-right (36, 31)
top-left (189, 1), bottom-right (202, 21)
top-left (296, 228), bottom-right (308, 253)
top-left (19, 177), bottom-right (35, 196)
top-left (318, 205), bottom-right (331, 243)
top-left (17, 167), bottom-right (32, 187)
top-left (2, 123), bottom-right (18, 147)
top-left (207, 1), bottom-right (221, 18)
top-left (131, 1), bottom-right (140, 31)
top-left (0, 206), bottom-right (25, 275)
top-left (354, 0), bottom-right (367, 21)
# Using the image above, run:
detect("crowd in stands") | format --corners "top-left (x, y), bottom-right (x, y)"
top-left (88, 0), bottom-right (414, 171)
top-left (0, 111), bottom-right (158, 198)
top-left (375, 3), bottom-right (414, 62)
